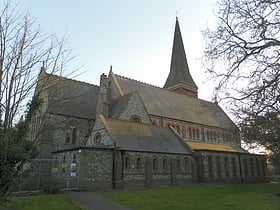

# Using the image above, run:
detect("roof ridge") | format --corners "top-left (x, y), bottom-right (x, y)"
top-left (105, 116), bottom-right (162, 127)
top-left (105, 116), bottom-right (145, 125)
top-left (114, 73), bottom-right (160, 88)
top-left (187, 140), bottom-right (230, 146)
top-left (114, 72), bottom-right (217, 105)
top-left (45, 72), bottom-right (99, 87)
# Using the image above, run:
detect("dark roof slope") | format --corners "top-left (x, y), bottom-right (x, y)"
top-left (164, 18), bottom-right (197, 89)
top-left (44, 73), bottom-right (99, 119)
top-left (102, 117), bottom-right (193, 154)
top-left (113, 73), bottom-right (236, 130)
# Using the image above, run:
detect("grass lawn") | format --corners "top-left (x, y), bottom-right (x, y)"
top-left (1, 183), bottom-right (279, 210)
top-left (104, 183), bottom-right (280, 210)
top-left (0, 193), bottom-right (86, 210)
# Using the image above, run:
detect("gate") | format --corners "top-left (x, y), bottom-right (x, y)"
top-left (15, 158), bottom-right (79, 192)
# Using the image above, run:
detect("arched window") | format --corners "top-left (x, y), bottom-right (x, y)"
top-left (162, 159), bottom-right (167, 170)
top-left (176, 159), bottom-right (181, 170)
top-left (152, 159), bottom-right (157, 170)
top-left (214, 132), bottom-right (218, 141)
top-left (196, 128), bottom-right (200, 139)
top-left (125, 156), bottom-right (130, 169)
top-left (130, 115), bottom-right (142, 123)
top-left (65, 126), bottom-right (78, 144)
top-left (191, 162), bottom-right (195, 177)
top-left (184, 158), bottom-right (189, 171)
top-left (189, 127), bottom-right (192, 139)
top-left (136, 157), bottom-right (142, 170)
top-left (72, 127), bottom-right (77, 144)
top-left (192, 128), bottom-right (196, 139)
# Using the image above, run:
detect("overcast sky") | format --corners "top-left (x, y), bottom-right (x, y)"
top-left (20, 0), bottom-right (217, 100)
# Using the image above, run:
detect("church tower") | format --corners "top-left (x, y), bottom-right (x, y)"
top-left (164, 18), bottom-right (198, 98)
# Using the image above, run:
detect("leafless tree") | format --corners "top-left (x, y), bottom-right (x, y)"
top-left (203, 0), bottom-right (280, 168)
top-left (0, 1), bottom-right (74, 129)
top-left (0, 1), bottom-right (74, 196)
top-left (203, 0), bottom-right (280, 118)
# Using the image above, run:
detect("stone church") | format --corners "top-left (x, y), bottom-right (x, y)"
top-left (31, 18), bottom-right (267, 190)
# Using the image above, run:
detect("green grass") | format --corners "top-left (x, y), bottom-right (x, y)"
top-left (1, 184), bottom-right (279, 210)
top-left (0, 194), bottom-right (86, 210)
top-left (104, 183), bottom-right (280, 210)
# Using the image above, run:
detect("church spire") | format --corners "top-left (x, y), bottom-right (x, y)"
top-left (164, 18), bottom-right (198, 98)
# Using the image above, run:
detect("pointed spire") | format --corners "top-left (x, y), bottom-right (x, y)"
top-left (164, 18), bottom-right (198, 98)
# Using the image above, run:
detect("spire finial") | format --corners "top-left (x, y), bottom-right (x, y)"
top-left (176, 11), bottom-right (178, 20)
top-left (110, 65), bottom-right (112, 71)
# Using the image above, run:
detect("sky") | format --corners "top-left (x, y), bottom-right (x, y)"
top-left (20, 0), bottom-right (218, 100)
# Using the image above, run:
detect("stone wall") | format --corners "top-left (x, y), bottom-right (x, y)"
top-left (53, 148), bottom-right (114, 190)
top-left (239, 153), bottom-right (267, 183)
top-left (40, 113), bottom-right (94, 158)
top-left (121, 151), bottom-right (195, 189)
top-left (118, 92), bottom-right (151, 124)
top-left (79, 149), bottom-right (113, 190)
top-left (86, 116), bottom-right (114, 147)
top-left (52, 148), bottom-right (267, 191)
top-left (195, 151), bottom-right (267, 183)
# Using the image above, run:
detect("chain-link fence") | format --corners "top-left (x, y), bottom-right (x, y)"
top-left (14, 158), bottom-right (79, 192)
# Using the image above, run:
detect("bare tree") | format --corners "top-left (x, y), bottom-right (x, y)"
top-left (0, 1), bottom-right (74, 196)
top-left (203, 0), bottom-right (280, 116)
top-left (203, 0), bottom-right (280, 163)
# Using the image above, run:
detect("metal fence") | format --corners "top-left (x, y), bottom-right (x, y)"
top-left (14, 158), bottom-right (79, 192)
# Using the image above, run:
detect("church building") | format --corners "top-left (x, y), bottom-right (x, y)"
top-left (31, 18), bottom-right (267, 190)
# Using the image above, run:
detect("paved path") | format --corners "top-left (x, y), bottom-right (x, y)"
top-left (68, 191), bottom-right (131, 210)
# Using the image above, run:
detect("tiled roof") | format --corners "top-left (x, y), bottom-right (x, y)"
top-left (112, 73), bottom-right (237, 130)
top-left (42, 72), bottom-right (99, 119)
top-left (101, 116), bottom-right (193, 154)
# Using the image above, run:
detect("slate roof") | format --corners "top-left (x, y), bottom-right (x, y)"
top-left (186, 141), bottom-right (248, 153)
top-left (164, 18), bottom-right (197, 89)
top-left (42, 72), bottom-right (99, 119)
top-left (112, 73), bottom-right (237, 130)
top-left (101, 116), bottom-right (193, 154)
